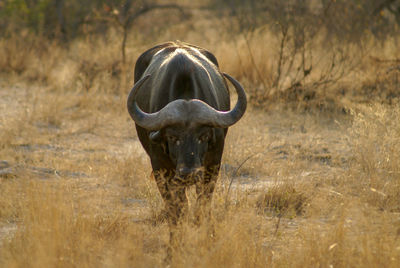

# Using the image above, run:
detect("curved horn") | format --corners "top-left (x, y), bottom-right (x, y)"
top-left (193, 73), bottom-right (247, 128)
top-left (127, 74), bottom-right (186, 130)
top-left (127, 73), bottom-right (247, 130)
top-left (127, 74), bottom-right (151, 126)
top-left (214, 73), bottom-right (247, 127)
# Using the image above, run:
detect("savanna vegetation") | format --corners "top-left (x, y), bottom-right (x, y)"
top-left (1, 0), bottom-right (400, 267)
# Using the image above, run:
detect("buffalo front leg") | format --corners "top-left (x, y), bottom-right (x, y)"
top-left (153, 171), bottom-right (188, 261)
top-left (194, 166), bottom-right (218, 225)
top-left (153, 170), bottom-right (188, 224)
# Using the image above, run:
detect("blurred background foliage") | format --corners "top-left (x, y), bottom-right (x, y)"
top-left (212, 0), bottom-right (400, 40)
top-left (0, 0), bottom-right (399, 110)
top-left (0, 0), bottom-right (399, 41)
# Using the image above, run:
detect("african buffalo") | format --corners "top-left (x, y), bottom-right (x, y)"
top-left (127, 41), bottom-right (246, 245)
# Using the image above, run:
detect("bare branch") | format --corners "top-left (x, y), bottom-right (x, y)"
top-left (242, 32), bottom-right (268, 96)
top-left (273, 23), bottom-right (288, 89)
top-left (224, 153), bottom-right (260, 208)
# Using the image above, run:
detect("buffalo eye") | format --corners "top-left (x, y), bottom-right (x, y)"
top-left (167, 135), bottom-right (180, 145)
top-left (198, 133), bottom-right (210, 144)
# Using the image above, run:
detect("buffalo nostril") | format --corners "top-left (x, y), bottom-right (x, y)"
top-left (178, 167), bottom-right (193, 176)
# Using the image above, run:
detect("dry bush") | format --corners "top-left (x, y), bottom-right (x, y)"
top-left (0, 179), bottom-right (158, 267)
top-left (358, 62), bottom-right (400, 104)
top-left (275, 203), bottom-right (400, 267)
top-left (0, 175), bottom-right (275, 268)
top-left (256, 182), bottom-right (308, 217)
top-left (0, 30), bottom-right (140, 99)
top-left (214, 28), bottom-right (361, 113)
top-left (0, 32), bottom-right (63, 83)
top-left (348, 103), bottom-right (400, 212)
top-left (65, 33), bottom-right (135, 94)
top-left (170, 208), bottom-right (272, 267)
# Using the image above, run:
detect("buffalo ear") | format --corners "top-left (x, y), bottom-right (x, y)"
top-left (149, 131), bottom-right (163, 143)
top-left (150, 131), bottom-right (168, 154)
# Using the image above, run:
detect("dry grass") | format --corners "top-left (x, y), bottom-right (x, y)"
top-left (1, 9), bottom-right (400, 268)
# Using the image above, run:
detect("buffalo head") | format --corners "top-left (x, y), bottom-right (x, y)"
top-left (127, 73), bottom-right (247, 182)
